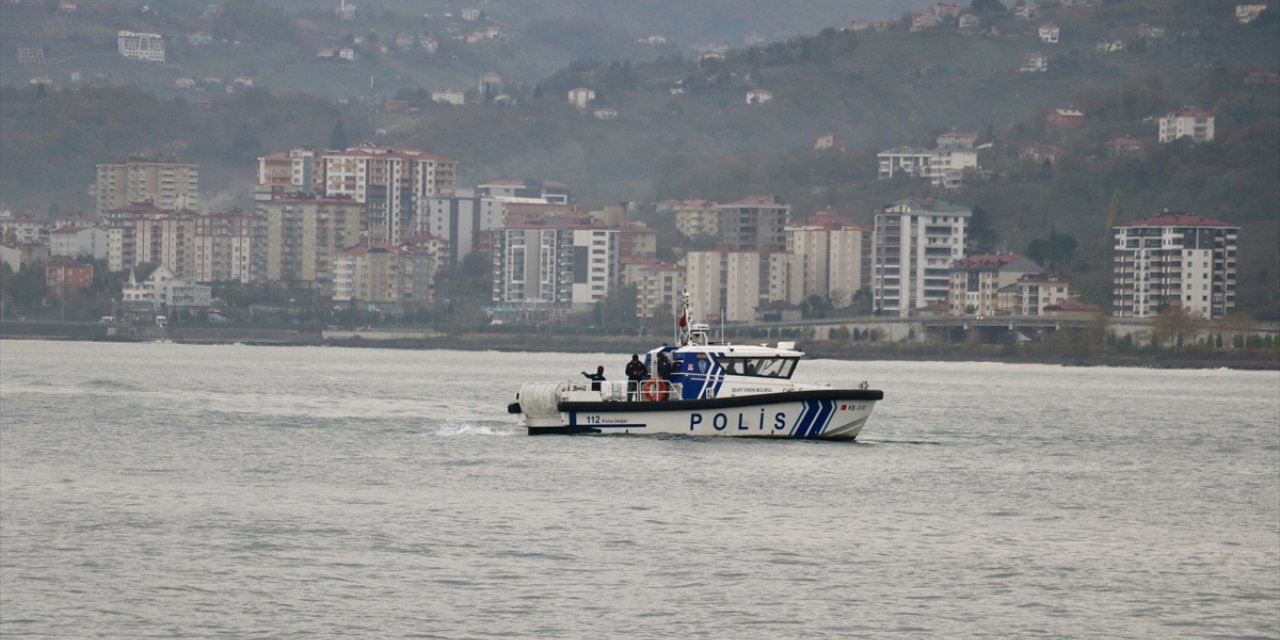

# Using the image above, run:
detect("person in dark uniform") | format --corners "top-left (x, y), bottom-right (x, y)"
top-left (654, 352), bottom-right (673, 401)
top-left (581, 365), bottom-right (606, 391)
top-left (625, 354), bottom-right (647, 401)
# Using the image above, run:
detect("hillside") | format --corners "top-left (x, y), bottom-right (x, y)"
top-left (1, 0), bottom-right (1277, 317)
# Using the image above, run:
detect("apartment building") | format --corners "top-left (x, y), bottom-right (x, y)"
top-left (1112, 212), bottom-right (1238, 319)
top-left (45, 259), bottom-right (93, 297)
top-left (669, 199), bottom-right (720, 239)
top-left (946, 254), bottom-right (1042, 316)
top-left (332, 244), bottom-right (434, 309)
top-left (318, 146), bottom-right (457, 244)
top-left (117, 30), bottom-right (165, 62)
top-left (191, 211), bottom-right (266, 283)
top-left (1158, 109), bottom-right (1215, 144)
top-left (872, 197), bottom-right (970, 317)
top-left (258, 196), bottom-right (364, 288)
top-left (715, 197), bottom-right (790, 250)
top-left (785, 211), bottom-right (870, 308)
top-left (96, 156), bottom-right (199, 215)
top-left (996, 272), bottom-right (1071, 316)
top-left (421, 188), bottom-right (506, 266)
top-left (685, 249), bottom-right (795, 324)
top-left (877, 147), bottom-right (978, 189)
top-left (491, 221), bottom-right (619, 313)
top-left (257, 148), bottom-right (319, 196)
top-left (627, 262), bottom-right (685, 321)
top-left (49, 226), bottom-right (108, 260)
top-left (477, 179), bottom-right (572, 204)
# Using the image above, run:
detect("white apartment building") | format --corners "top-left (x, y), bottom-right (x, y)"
top-left (785, 211), bottom-right (870, 308)
top-left (96, 157), bottom-right (199, 215)
top-left (685, 249), bottom-right (794, 324)
top-left (1158, 109), bottom-right (1215, 143)
top-left (422, 188), bottom-right (507, 266)
top-left (946, 254), bottom-right (1042, 316)
top-left (872, 197), bottom-right (970, 317)
top-left (491, 222), bottom-right (619, 313)
top-left (877, 147), bottom-right (978, 189)
top-left (1113, 212), bottom-right (1238, 319)
top-left (118, 30), bottom-right (165, 62)
top-left (49, 226), bottom-right (108, 260)
top-left (319, 146), bottom-right (457, 244)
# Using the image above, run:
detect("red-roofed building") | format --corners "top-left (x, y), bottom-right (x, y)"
top-left (948, 254), bottom-right (1043, 316)
top-left (1020, 143), bottom-right (1062, 164)
top-left (1047, 107), bottom-right (1084, 127)
top-left (50, 225), bottom-right (108, 260)
top-left (1042, 297), bottom-right (1103, 319)
top-left (1108, 136), bottom-right (1143, 156)
top-left (1113, 211), bottom-right (1238, 319)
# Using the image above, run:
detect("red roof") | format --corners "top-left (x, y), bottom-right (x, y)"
top-left (1044, 298), bottom-right (1101, 312)
top-left (1122, 213), bottom-right (1234, 228)
top-left (1169, 109), bottom-right (1212, 118)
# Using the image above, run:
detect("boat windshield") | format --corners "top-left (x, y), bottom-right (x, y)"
top-left (717, 357), bottom-right (798, 379)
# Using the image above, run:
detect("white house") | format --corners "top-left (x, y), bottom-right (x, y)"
top-left (745, 88), bottom-right (773, 104)
top-left (567, 87), bottom-right (596, 109)
top-left (1159, 109), bottom-right (1215, 143)
top-left (432, 89), bottom-right (465, 105)
top-left (1038, 22), bottom-right (1060, 43)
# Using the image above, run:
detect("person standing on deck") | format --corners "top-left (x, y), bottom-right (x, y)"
top-left (581, 365), bottom-right (606, 391)
top-left (625, 354), bottom-right (647, 401)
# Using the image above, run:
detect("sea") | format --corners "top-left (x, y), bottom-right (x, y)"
top-left (1, 340), bottom-right (1277, 639)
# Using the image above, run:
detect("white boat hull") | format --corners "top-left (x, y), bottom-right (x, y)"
top-left (513, 387), bottom-right (881, 440)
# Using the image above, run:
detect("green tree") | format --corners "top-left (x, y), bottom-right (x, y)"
top-left (329, 118), bottom-right (349, 150)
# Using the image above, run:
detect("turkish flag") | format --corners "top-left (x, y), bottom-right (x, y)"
top-left (678, 313), bottom-right (687, 327)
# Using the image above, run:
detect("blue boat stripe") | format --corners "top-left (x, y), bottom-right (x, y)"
top-left (794, 400), bottom-right (820, 438)
top-left (811, 400), bottom-right (835, 437)
top-left (789, 402), bottom-right (811, 437)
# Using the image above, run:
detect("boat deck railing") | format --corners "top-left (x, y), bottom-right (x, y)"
top-left (567, 380), bottom-right (684, 402)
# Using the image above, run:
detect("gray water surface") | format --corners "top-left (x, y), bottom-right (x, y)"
top-left (2, 341), bottom-right (1277, 638)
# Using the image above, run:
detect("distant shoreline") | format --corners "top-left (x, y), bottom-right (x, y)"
top-left (3, 323), bottom-right (1277, 371)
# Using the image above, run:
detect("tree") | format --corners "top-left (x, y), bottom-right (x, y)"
top-left (970, 0), bottom-right (1008, 13)
top-left (329, 118), bottom-right (349, 150)
top-left (1105, 189), bottom-right (1126, 233)
top-left (1027, 228), bottom-right (1078, 271)
top-left (1153, 304), bottom-right (1200, 347)
top-left (968, 205), bottom-right (999, 254)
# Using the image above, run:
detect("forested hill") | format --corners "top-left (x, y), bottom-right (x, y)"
top-left (1, 0), bottom-right (1277, 315)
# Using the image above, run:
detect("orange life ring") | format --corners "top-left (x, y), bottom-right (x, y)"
top-left (642, 379), bottom-right (669, 401)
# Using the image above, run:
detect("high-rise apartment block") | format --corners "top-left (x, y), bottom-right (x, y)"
top-left (96, 156), bottom-right (199, 215)
top-left (872, 197), bottom-right (970, 317)
top-left (191, 212), bottom-right (266, 284)
top-left (785, 211), bottom-right (870, 308)
top-left (715, 198), bottom-right (790, 250)
top-left (491, 221), bottom-right (619, 313)
top-left (257, 196), bottom-right (363, 288)
top-left (1112, 213), bottom-right (1238, 319)
top-left (319, 146), bottom-right (457, 244)
top-left (422, 188), bottom-right (506, 266)
top-left (946, 254), bottom-right (1042, 316)
top-left (685, 249), bottom-right (795, 324)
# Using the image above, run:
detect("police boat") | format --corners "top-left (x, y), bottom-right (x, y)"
top-left (507, 293), bottom-right (883, 439)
